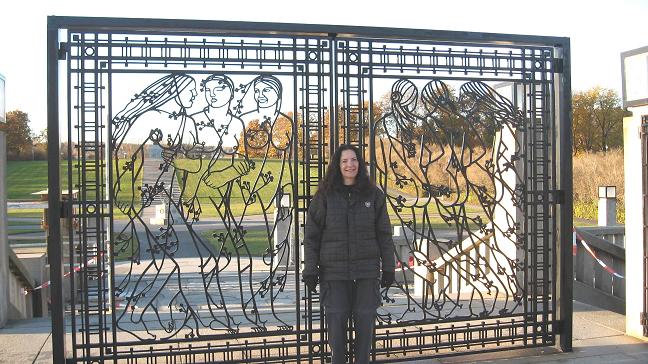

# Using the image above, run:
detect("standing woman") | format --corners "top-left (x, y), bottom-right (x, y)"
top-left (303, 144), bottom-right (396, 364)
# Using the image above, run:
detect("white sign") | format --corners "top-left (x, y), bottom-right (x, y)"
top-left (622, 47), bottom-right (648, 107)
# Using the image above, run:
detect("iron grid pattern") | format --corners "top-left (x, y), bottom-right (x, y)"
top-left (59, 24), bottom-right (560, 363)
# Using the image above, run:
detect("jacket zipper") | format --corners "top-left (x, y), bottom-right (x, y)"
top-left (346, 189), bottom-right (351, 278)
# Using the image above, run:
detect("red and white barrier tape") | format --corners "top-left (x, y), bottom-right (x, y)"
top-left (572, 230), bottom-right (624, 279)
top-left (24, 252), bottom-right (104, 295)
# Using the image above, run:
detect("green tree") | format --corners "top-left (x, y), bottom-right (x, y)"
top-left (324, 100), bottom-right (386, 148)
top-left (592, 88), bottom-right (625, 152)
top-left (240, 119), bottom-right (267, 158)
top-left (572, 90), bottom-right (597, 152)
top-left (32, 128), bottom-right (47, 145)
top-left (572, 87), bottom-right (625, 153)
top-left (30, 128), bottom-right (48, 160)
top-left (239, 112), bottom-right (305, 159)
top-left (0, 110), bottom-right (33, 160)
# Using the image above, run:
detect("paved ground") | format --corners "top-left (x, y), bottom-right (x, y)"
top-left (1, 300), bottom-right (646, 363)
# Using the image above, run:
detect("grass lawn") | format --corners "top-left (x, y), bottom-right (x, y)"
top-left (7, 208), bottom-right (43, 219)
top-left (200, 228), bottom-right (272, 257)
top-left (8, 220), bottom-right (42, 226)
top-left (8, 160), bottom-right (141, 219)
top-left (112, 233), bottom-right (140, 262)
top-left (6, 161), bottom-right (66, 200)
top-left (389, 217), bottom-right (481, 231)
top-left (7, 160), bottom-right (493, 228)
top-left (8, 239), bottom-right (46, 245)
top-left (174, 158), bottom-right (295, 217)
top-left (7, 228), bottom-right (44, 235)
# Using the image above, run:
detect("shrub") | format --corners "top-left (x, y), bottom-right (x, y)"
top-left (572, 149), bottom-right (624, 223)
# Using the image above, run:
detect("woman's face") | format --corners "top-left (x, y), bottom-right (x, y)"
top-left (254, 81), bottom-right (279, 109)
top-left (339, 149), bottom-right (359, 184)
top-left (204, 79), bottom-right (233, 108)
top-left (178, 80), bottom-right (197, 108)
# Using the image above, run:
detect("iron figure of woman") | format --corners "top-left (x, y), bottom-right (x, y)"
top-left (222, 74), bottom-right (295, 330)
top-left (185, 73), bottom-right (256, 332)
top-left (456, 81), bottom-right (526, 314)
top-left (419, 79), bottom-right (504, 319)
top-left (373, 79), bottom-right (448, 322)
top-left (112, 73), bottom-right (203, 339)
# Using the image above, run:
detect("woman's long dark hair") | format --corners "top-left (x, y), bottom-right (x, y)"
top-left (315, 144), bottom-right (373, 198)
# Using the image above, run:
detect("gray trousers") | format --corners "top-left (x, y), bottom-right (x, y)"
top-left (321, 279), bottom-right (381, 364)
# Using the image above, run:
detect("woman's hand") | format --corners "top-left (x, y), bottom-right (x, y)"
top-left (381, 271), bottom-right (395, 288)
top-left (302, 274), bottom-right (318, 293)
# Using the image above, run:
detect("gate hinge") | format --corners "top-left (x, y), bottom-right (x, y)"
top-left (58, 42), bottom-right (68, 60)
top-left (553, 58), bottom-right (563, 74)
top-left (551, 190), bottom-right (565, 204)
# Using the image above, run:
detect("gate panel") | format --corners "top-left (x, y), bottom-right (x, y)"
top-left (60, 28), bottom-right (334, 362)
top-left (334, 38), bottom-right (559, 359)
top-left (47, 17), bottom-right (571, 363)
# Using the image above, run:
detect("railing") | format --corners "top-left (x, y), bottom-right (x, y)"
top-left (574, 226), bottom-right (625, 313)
top-left (393, 226), bottom-right (500, 299)
top-left (394, 224), bottom-right (627, 315)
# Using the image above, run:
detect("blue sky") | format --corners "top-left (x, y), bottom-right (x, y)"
top-left (0, 0), bottom-right (646, 134)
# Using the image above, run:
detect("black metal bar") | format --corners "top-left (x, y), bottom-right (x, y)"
top-left (557, 39), bottom-right (573, 352)
top-left (521, 80), bottom-right (531, 347)
top-left (47, 16), bottom-right (569, 47)
top-left (65, 30), bottom-right (78, 363)
top-left (642, 117), bottom-right (648, 337)
top-left (47, 16), bottom-right (66, 363)
top-left (106, 31), bottom-right (120, 361)
top-left (368, 42), bottom-right (376, 181)
top-left (550, 49), bottom-right (560, 350)
top-left (292, 38), bottom-right (303, 362)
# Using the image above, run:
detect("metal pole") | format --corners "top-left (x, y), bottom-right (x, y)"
top-left (558, 39), bottom-right (573, 352)
top-left (47, 16), bottom-right (66, 363)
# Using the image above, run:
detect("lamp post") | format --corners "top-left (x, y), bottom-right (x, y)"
top-left (597, 185), bottom-right (617, 226)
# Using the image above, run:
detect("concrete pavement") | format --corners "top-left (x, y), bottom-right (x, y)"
top-left (408, 300), bottom-right (648, 363)
top-left (0, 317), bottom-right (52, 364)
top-left (2, 300), bottom-right (647, 363)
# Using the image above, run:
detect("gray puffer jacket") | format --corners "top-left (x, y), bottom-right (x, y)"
top-left (303, 185), bottom-right (395, 281)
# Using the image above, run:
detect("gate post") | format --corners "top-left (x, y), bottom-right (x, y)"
top-left (623, 105), bottom-right (648, 339)
top-left (621, 46), bottom-right (648, 340)
top-left (556, 42), bottom-right (573, 352)
top-left (47, 17), bottom-right (66, 363)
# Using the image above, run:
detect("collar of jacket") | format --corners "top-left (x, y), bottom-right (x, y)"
top-left (332, 184), bottom-right (369, 206)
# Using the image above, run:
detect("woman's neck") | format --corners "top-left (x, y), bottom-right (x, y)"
top-left (206, 106), bottom-right (231, 122)
top-left (342, 178), bottom-right (356, 186)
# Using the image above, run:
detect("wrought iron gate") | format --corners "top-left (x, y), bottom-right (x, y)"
top-left (47, 16), bottom-right (573, 363)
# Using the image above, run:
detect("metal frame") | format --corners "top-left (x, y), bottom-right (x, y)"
top-left (47, 16), bottom-right (572, 363)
